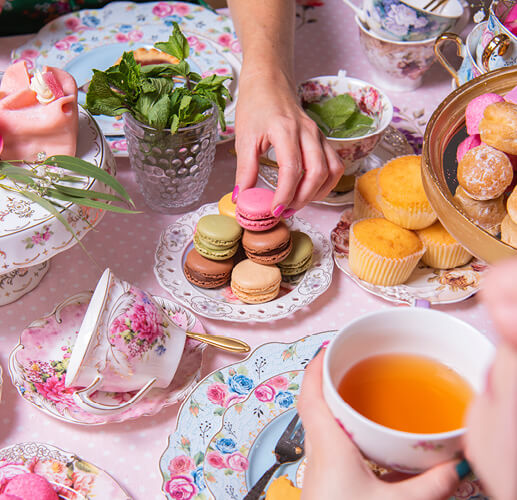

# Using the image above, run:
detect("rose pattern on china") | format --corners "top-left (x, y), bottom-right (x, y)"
top-left (23, 225), bottom-right (53, 249)
top-left (108, 288), bottom-right (170, 360)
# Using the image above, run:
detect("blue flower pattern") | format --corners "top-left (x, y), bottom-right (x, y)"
top-left (82, 15), bottom-right (100, 28)
top-left (215, 437), bottom-right (237, 454)
top-left (164, 15), bottom-right (183, 27)
top-left (228, 374), bottom-right (254, 395)
top-left (274, 391), bottom-right (295, 408)
top-left (191, 466), bottom-right (205, 490)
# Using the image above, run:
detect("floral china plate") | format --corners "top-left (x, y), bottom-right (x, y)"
top-left (11, 1), bottom-right (242, 152)
top-left (0, 441), bottom-right (130, 499)
top-left (154, 203), bottom-right (334, 322)
top-left (8, 291), bottom-right (206, 425)
top-left (331, 207), bottom-right (487, 305)
top-left (159, 331), bottom-right (486, 500)
top-left (159, 330), bottom-right (335, 500)
top-left (258, 126), bottom-right (414, 207)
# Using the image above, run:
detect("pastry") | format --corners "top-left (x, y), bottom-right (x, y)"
top-left (231, 259), bottom-right (282, 303)
top-left (277, 231), bottom-right (313, 276)
top-left (218, 192), bottom-right (237, 218)
top-left (457, 144), bottom-right (513, 200)
top-left (453, 186), bottom-right (506, 236)
top-left (184, 248), bottom-right (234, 288)
top-left (377, 155), bottom-right (437, 230)
top-left (193, 214), bottom-right (242, 260)
top-left (479, 101), bottom-right (517, 155)
top-left (506, 185), bottom-right (517, 223)
top-left (349, 218), bottom-right (425, 286)
top-left (235, 187), bottom-right (280, 231)
top-left (465, 93), bottom-right (504, 135)
top-left (353, 167), bottom-right (383, 220)
top-left (0, 61), bottom-right (78, 161)
top-left (242, 221), bottom-right (292, 265)
top-left (456, 135), bottom-right (481, 163)
top-left (265, 476), bottom-right (301, 500)
top-left (115, 47), bottom-right (180, 66)
top-left (4, 473), bottom-right (58, 500)
top-left (416, 221), bottom-right (472, 269)
top-left (502, 214), bottom-right (517, 248)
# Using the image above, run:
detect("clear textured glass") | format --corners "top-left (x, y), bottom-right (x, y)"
top-left (123, 106), bottom-right (217, 214)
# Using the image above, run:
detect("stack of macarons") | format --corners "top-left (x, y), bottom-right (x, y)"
top-left (183, 187), bottom-right (315, 304)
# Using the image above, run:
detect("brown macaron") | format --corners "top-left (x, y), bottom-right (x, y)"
top-left (242, 221), bottom-right (292, 265)
top-left (184, 248), bottom-right (234, 288)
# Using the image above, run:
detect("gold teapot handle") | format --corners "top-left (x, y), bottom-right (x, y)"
top-left (482, 33), bottom-right (511, 72)
top-left (434, 32), bottom-right (463, 88)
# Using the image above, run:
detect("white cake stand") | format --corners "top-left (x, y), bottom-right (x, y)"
top-left (0, 107), bottom-right (116, 305)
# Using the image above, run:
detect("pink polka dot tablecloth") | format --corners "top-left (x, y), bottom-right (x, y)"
top-left (0, 2), bottom-right (496, 499)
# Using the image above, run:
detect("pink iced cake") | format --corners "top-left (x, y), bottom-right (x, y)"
top-left (235, 187), bottom-right (280, 231)
top-left (3, 473), bottom-right (58, 500)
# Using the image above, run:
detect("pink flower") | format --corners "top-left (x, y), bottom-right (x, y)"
top-left (128, 30), bottom-right (143, 42)
top-left (268, 376), bottom-right (288, 390)
top-left (34, 376), bottom-right (74, 406)
top-left (206, 451), bottom-right (226, 469)
top-left (215, 67), bottom-right (229, 75)
top-left (172, 3), bottom-right (190, 15)
top-left (63, 35), bottom-right (78, 42)
top-left (254, 384), bottom-right (275, 402)
top-left (11, 57), bottom-right (34, 70)
top-left (65, 17), bottom-right (82, 30)
top-left (152, 2), bottom-right (174, 17)
top-left (20, 49), bottom-right (39, 59)
top-left (71, 471), bottom-right (95, 495)
top-left (225, 393), bottom-right (246, 406)
top-left (55, 40), bottom-right (70, 51)
top-left (226, 452), bottom-right (249, 472)
top-left (206, 383), bottom-right (228, 406)
top-left (129, 303), bottom-right (163, 343)
top-left (111, 139), bottom-right (127, 151)
top-left (33, 459), bottom-right (72, 489)
top-left (218, 33), bottom-right (233, 47)
top-left (187, 35), bottom-right (199, 45)
top-left (168, 455), bottom-right (195, 475)
top-left (116, 33), bottom-right (129, 42)
top-left (164, 475), bottom-right (197, 499)
top-left (230, 40), bottom-right (241, 53)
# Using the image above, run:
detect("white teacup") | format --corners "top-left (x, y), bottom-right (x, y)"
top-left (65, 268), bottom-right (186, 414)
top-left (323, 308), bottom-right (494, 473)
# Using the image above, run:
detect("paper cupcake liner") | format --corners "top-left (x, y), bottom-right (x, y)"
top-left (349, 223), bottom-right (425, 286)
top-left (353, 187), bottom-right (383, 221)
top-left (378, 195), bottom-right (436, 230)
top-left (420, 240), bottom-right (472, 269)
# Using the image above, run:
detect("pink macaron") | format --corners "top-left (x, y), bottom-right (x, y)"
top-left (4, 474), bottom-right (58, 500)
top-left (235, 188), bottom-right (280, 231)
top-left (457, 134), bottom-right (481, 163)
top-left (465, 93), bottom-right (504, 135)
top-left (0, 495), bottom-right (23, 500)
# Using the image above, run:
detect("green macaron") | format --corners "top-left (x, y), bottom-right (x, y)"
top-left (193, 214), bottom-right (243, 260)
top-left (278, 231), bottom-right (313, 276)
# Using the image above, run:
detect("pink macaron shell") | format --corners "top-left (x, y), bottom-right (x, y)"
top-left (236, 212), bottom-right (279, 231)
top-left (235, 188), bottom-right (280, 231)
top-left (504, 85), bottom-right (517, 105)
top-left (4, 474), bottom-right (58, 500)
top-left (457, 135), bottom-right (482, 163)
top-left (465, 93), bottom-right (504, 135)
top-left (0, 495), bottom-right (23, 500)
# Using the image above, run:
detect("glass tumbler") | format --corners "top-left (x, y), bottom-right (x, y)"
top-left (123, 106), bottom-right (217, 213)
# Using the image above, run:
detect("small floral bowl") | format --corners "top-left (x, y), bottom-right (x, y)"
top-left (356, 16), bottom-right (437, 92)
top-left (298, 73), bottom-right (393, 174)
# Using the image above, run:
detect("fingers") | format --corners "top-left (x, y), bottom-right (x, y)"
top-left (390, 460), bottom-right (460, 500)
top-left (234, 134), bottom-right (262, 197)
top-left (313, 139), bottom-right (345, 201)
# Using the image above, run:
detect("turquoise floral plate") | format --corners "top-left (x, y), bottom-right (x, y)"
top-left (11, 1), bottom-right (241, 152)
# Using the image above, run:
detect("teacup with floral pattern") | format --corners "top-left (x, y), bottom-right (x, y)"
top-left (65, 268), bottom-right (186, 414)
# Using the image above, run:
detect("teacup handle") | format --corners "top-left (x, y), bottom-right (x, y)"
top-left (482, 33), bottom-right (511, 72)
top-left (434, 32), bottom-right (464, 88)
top-left (73, 374), bottom-right (157, 415)
top-left (341, 0), bottom-right (365, 21)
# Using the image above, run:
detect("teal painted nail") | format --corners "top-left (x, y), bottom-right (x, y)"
top-left (456, 459), bottom-right (471, 480)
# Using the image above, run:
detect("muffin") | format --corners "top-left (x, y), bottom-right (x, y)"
top-left (416, 221), bottom-right (472, 269)
top-left (349, 218), bottom-right (425, 286)
top-left (501, 214), bottom-right (517, 248)
top-left (377, 155), bottom-right (437, 230)
top-left (457, 144), bottom-right (513, 201)
top-left (353, 167), bottom-right (383, 220)
top-left (453, 186), bottom-right (506, 236)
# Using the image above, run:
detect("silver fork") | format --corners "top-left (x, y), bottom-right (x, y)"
top-left (244, 412), bottom-right (305, 500)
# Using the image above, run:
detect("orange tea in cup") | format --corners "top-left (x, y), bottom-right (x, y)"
top-left (338, 353), bottom-right (474, 434)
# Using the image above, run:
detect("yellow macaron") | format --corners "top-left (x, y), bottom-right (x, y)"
top-left (218, 192), bottom-right (237, 218)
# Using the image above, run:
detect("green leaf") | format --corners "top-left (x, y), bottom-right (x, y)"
top-left (213, 407), bottom-right (225, 416)
top-left (46, 156), bottom-right (134, 205)
top-left (307, 94), bottom-right (357, 130)
top-left (193, 451), bottom-right (204, 466)
top-left (46, 189), bottom-right (139, 214)
top-left (74, 459), bottom-right (99, 474)
top-left (331, 112), bottom-right (374, 138)
top-left (53, 184), bottom-right (127, 203)
top-left (154, 22), bottom-right (190, 61)
top-left (85, 71), bottom-right (129, 117)
top-left (213, 371), bottom-right (225, 384)
top-left (304, 108), bottom-right (330, 135)
top-left (169, 114), bottom-right (180, 134)
top-left (135, 93), bottom-right (171, 130)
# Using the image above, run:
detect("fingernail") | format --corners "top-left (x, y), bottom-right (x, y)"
top-left (282, 208), bottom-right (297, 218)
top-left (455, 459), bottom-right (471, 480)
top-left (232, 185), bottom-right (239, 203)
top-left (272, 204), bottom-right (285, 218)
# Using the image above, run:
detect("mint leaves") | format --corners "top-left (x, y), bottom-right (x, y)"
top-left (304, 94), bottom-right (375, 138)
top-left (85, 23), bottom-right (231, 134)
